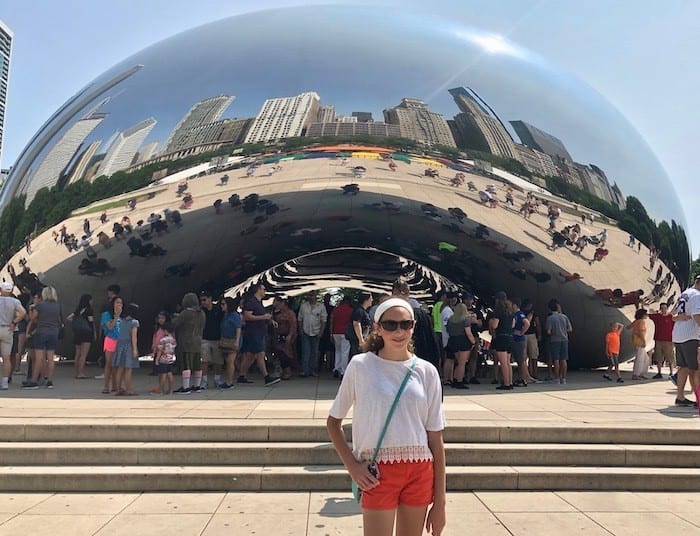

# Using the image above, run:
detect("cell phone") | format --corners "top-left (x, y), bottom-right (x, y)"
top-left (368, 461), bottom-right (380, 479)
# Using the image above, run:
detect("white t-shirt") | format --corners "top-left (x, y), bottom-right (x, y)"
top-left (0, 296), bottom-right (21, 325)
top-left (672, 286), bottom-right (700, 343)
top-left (328, 352), bottom-right (445, 464)
top-left (440, 306), bottom-right (454, 348)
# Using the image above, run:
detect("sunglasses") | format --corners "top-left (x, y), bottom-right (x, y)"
top-left (379, 320), bottom-right (415, 332)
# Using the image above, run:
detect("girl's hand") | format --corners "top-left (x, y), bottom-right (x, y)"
top-left (348, 461), bottom-right (379, 491)
top-left (425, 503), bottom-right (446, 536)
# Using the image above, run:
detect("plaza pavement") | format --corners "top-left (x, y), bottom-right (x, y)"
top-left (0, 361), bottom-right (699, 535)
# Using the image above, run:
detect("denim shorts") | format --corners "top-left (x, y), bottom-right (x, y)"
top-left (549, 340), bottom-right (569, 361)
top-left (241, 333), bottom-right (265, 354)
top-left (33, 331), bottom-right (59, 351)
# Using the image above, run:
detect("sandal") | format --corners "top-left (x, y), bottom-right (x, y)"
top-left (101, 389), bottom-right (110, 394)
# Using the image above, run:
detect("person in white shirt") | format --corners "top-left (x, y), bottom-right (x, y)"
top-left (327, 297), bottom-right (446, 536)
top-left (671, 275), bottom-right (700, 406)
top-left (0, 282), bottom-right (27, 390)
top-left (297, 293), bottom-right (327, 377)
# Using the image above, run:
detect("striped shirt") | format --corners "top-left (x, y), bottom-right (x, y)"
top-left (671, 287), bottom-right (700, 343)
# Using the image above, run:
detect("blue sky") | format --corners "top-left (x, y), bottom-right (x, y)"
top-left (1, 0), bottom-right (699, 253)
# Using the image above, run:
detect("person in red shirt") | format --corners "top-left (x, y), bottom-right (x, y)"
top-left (649, 302), bottom-right (676, 379)
top-left (330, 296), bottom-right (353, 378)
top-left (603, 322), bottom-right (623, 382)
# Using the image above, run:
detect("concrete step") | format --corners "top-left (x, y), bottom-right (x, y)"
top-left (2, 442), bottom-right (700, 468)
top-left (3, 465), bottom-right (700, 492)
top-left (4, 421), bottom-right (700, 445)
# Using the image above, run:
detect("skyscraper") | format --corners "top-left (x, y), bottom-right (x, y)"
top-left (383, 98), bottom-right (455, 147)
top-left (0, 20), bottom-right (14, 167)
top-left (23, 113), bottom-right (106, 203)
top-left (510, 120), bottom-right (573, 163)
top-left (448, 87), bottom-right (516, 158)
top-left (164, 95), bottom-right (233, 153)
top-left (98, 118), bottom-right (157, 177)
top-left (245, 92), bottom-right (321, 144)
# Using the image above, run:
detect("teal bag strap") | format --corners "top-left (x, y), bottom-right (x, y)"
top-left (369, 357), bottom-right (417, 464)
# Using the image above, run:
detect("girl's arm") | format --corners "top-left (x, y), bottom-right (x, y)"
top-left (463, 325), bottom-right (475, 345)
top-left (353, 320), bottom-right (363, 344)
top-left (326, 416), bottom-right (378, 491)
top-left (131, 325), bottom-right (139, 358)
top-left (234, 327), bottom-right (241, 348)
top-left (425, 430), bottom-right (446, 536)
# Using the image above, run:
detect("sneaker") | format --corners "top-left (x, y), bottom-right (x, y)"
top-left (652, 373), bottom-right (663, 379)
top-left (333, 370), bottom-right (340, 378)
top-left (21, 381), bottom-right (39, 389)
top-left (616, 377), bottom-right (624, 383)
top-left (264, 375), bottom-right (281, 387)
top-left (218, 383), bottom-right (234, 390)
top-left (514, 379), bottom-right (527, 387)
top-left (496, 385), bottom-right (512, 390)
top-left (468, 377), bottom-right (480, 385)
top-left (37, 379), bottom-right (47, 387)
top-left (442, 380), bottom-right (452, 387)
top-left (192, 385), bottom-right (204, 392)
top-left (173, 386), bottom-right (192, 394)
top-left (675, 398), bottom-right (695, 406)
top-left (94, 374), bottom-right (105, 380)
top-left (491, 379), bottom-right (500, 385)
top-left (46, 381), bottom-right (53, 389)
top-left (670, 373), bottom-right (678, 386)
top-left (237, 376), bottom-right (254, 384)
top-left (603, 374), bottom-right (612, 381)
top-left (452, 381), bottom-right (469, 390)
top-left (0, 385), bottom-right (8, 391)
top-left (560, 378), bottom-right (567, 384)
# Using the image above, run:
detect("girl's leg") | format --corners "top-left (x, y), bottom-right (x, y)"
top-left (363, 509), bottom-right (396, 536)
top-left (442, 357), bottom-right (453, 383)
top-left (103, 351), bottom-right (113, 391)
top-left (167, 372), bottom-right (174, 394)
top-left (158, 373), bottom-right (165, 394)
top-left (396, 504), bottom-right (430, 536)
top-left (453, 352), bottom-right (467, 383)
top-left (45, 350), bottom-right (55, 381)
top-left (74, 345), bottom-right (82, 377)
top-left (124, 368), bottom-right (133, 393)
top-left (77, 342), bottom-right (90, 377)
top-left (113, 367), bottom-right (123, 393)
top-left (225, 352), bottom-right (236, 384)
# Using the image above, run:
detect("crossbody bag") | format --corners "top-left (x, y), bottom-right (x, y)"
top-left (352, 357), bottom-right (418, 502)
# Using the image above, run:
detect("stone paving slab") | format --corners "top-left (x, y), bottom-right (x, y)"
top-left (1, 491), bottom-right (699, 535)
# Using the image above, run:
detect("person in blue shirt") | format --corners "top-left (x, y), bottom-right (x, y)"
top-left (219, 297), bottom-right (241, 389)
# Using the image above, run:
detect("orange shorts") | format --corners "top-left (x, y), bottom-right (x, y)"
top-left (103, 337), bottom-right (118, 353)
top-left (362, 460), bottom-right (434, 510)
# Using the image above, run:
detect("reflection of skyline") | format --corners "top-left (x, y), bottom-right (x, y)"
top-left (98, 117), bottom-right (156, 177)
top-left (0, 8), bottom-right (680, 226)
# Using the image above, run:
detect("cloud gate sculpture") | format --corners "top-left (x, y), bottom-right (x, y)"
top-left (0, 6), bottom-right (690, 368)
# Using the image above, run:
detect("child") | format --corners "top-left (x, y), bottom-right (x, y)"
top-left (112, 303), bottom-right (140, 395)
top-left (155, 322), bottom-right (177, 395)
top-left (603, 322), bottom-right (624, 383)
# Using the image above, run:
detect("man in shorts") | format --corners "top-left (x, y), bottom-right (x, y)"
top-left (545, 299), bottom-right (572, 385)
top-left (670, 275), bottom-right (700, 406)
top-left (649, 303), bottom-right (675, 379)
top-left (0, 282), bottom-right (27, 390)
top-left (199, 290), bottom-right (223, 389)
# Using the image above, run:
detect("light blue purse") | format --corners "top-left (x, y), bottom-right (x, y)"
top-left (352, 358), bottom-right (417, 502)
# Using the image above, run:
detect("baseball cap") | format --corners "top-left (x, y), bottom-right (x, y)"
top-left (0, 281), bottom-right (13, 292)
top-left (463, 291), bottom-right (474, 299)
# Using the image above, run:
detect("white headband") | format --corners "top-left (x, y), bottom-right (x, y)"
top-left (374, 298), bottom-right (415, 322)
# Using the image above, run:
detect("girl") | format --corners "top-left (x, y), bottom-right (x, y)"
top-left (68, 294), bottom-right (95, 379)
top-left (112, 302), bottom-right (140, 395)
top-left (446, 303), bottom-right (476, 389)
top-left (24, 287), bottom-right (61, 389)
top-left (155, 322), bottom-right (176, 395)
top-left (327, 297), bottom-right (446, 536)
top-left (148, 311), bottom-right (169, 393)
top-left (489, 291), bottom-right (516, 390)
top-left (100, 296), bottom-right (121, 394)
top-left (628, 309), bottom-right (649, 380)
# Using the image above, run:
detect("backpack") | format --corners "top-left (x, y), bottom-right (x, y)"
top-left (71, 310), bottom-right (91, 335)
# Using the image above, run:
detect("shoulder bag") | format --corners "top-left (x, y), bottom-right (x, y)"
top-left (352, 357), bottom-right (418, 502)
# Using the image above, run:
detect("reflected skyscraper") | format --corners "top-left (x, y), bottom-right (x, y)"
top-left (98, 117), bottom-right (157, 177)
top-left (66, 140), bottom-right (101, 185)
top-left (449, 87), bottom-right (517, 158)
top-left (383, 98), bottom-right (455, 147)
top-left (164, 95), bottom-right (233, 153)
top-left (0, 20), bottom-right (13, 167)
top-left (510, 120), bottom-right (573, 163)
top-left (245, 92), bottom-right (320, 144)
top-left (24, 113), bottom-right (106, 203)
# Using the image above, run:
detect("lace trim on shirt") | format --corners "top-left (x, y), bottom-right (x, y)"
top-left (360, 445), bottom-right (434, 464)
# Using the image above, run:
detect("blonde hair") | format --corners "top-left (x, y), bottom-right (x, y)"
top-left (449, 303), bottom-right (469, 324)
top-left (41, 286), bottom-right (58, 302)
